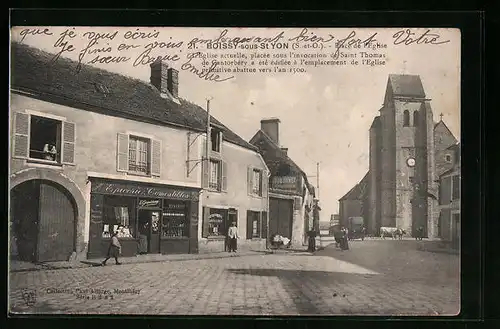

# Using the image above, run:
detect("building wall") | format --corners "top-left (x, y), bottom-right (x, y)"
top-left (368, 120), bottom-right (381, 235)
top-left (10, 93), bottom-right (202, 259)
top-left (425, 103), bottom-right (439, 239)
top-left (380, 99), bottom-right (396, 227)
top-left (339, 199), bottom-right (363, 228)
top-left (199, 137), bottom-right (268, 253)
top-left (439, 166), bottom-right (460, 243)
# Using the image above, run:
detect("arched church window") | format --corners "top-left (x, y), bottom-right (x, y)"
top-left (413, 111), bottom-right (419, 127)
top-left (403, 110), bottom-right (410, 126)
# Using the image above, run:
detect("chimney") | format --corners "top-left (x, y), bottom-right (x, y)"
top-left (281, 147), bottom-right (288, 156)
top-left (150, 60), bottom-right (179, 98)
top-left (261, 118), bottom-right (280, 145)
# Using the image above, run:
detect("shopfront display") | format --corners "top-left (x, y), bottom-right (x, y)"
top-left (88, 179), bottom-right (200, 259)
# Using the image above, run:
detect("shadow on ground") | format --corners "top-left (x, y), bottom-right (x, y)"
top-left (226, 268), bottom-right (378, 314)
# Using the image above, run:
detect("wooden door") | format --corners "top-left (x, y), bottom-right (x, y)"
top-left (11, 181), bottom-right (40, 262)
top-left (278, 199), bottom-right (293, 239)
top-left (269, 198), bottom-right (279, 237)
top-left (37, 181), bottom-right (75, 262)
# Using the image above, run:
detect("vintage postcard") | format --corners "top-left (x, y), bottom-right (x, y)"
top-left (9, 26), bottom-right (460, 316)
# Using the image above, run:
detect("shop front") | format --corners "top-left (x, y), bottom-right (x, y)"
top-left (87, 179), bottom-right (200, 259)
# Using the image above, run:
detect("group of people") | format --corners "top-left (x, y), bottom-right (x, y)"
top-left (334, 227), bottom-right (350, 251)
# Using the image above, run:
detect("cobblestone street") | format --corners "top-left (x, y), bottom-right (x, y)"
top-left (9, 239), bottom-right (460, 316)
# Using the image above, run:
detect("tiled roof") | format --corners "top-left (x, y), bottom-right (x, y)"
top-left (339, 172), bottom-right (369, 201)
top-left (10, 42), bottom-right (256, 151)
top-left (388, 74), bottom-right (426, 98)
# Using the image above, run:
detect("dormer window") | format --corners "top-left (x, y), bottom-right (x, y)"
top-left (211, 128), bottom-right (222, 153)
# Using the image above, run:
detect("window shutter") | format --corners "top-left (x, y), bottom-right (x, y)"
top-left (151, 139), bottom-right (162, 177)
top-left (261, 211), bottom-right (268, 239)
top-left (61, 121), bottom-right (76, 165)
top-left (262, 170), bottom-right (268, 198)
top-left (12, 112), bottom-right (30, 159)
top-left (452, 175), bottom-right (460, 200)
top-left (117, 133), bottom-right (129, 172)
top-left (247, 167), bottom-right (253, 195)
top-left (221, 160), bottom-right (228, 191)
top-left (202, 207), bottom-right (210, 238)
top-left (246, 210), bottom-right (253, 239)
top-left (257, 212), bottom-right (261, 237)
top-left (202, 159), bottom-right (209, 188)
top-left (441, 176), bottom-right (452, 205)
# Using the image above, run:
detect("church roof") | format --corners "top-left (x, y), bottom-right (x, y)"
top-left (434, 120), bottom-right (458, 144)
top-left (388, 74), bottom-right (426, 98)
top-left (339, 172), bottom-right (369, 201)
top-left (370, 116), bottom-right (380, 129)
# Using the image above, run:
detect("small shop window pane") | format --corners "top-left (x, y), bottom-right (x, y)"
top-left (162, 202), bottom-right (188, 237)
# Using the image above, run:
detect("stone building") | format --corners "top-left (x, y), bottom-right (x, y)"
top-left (437, 143), bottom-right (460, 248)
top-left (9, 43), bottom-right (268, 262)
top-left (338, 173), bottom-right (368, 229)
top-left (250, 119), bottom-right (316, 247)
top-left (340, 74), bottom-right (458, 238)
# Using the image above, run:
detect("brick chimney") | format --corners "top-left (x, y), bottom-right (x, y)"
top-left (281, 147), bottom-right (288, 156)
top-left (150, 60), bottom-right (179, 98)
top-left (261, 118), bottom-right (280, 145)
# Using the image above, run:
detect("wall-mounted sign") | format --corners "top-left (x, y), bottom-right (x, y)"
top-left (271, 175), bottom-right (299, 192)
top-left (91, 181), bottom-right (199, 201)
top-left (138, 199), bottom-right (161, 208)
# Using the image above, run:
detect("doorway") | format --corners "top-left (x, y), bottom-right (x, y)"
top-left (269, 198), bottom-right (293, 239)
top-left (137, 209), bottom-right (161, 254)
top-left (10, 180), bottom-right (76, 262)
top-left (452, 212), bottom-right (460, 249)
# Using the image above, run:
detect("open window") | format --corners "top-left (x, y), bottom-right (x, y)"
top-left (12, 112), bottom-right (76, 165)
top-left (210, 128), bottom-right (222, 153)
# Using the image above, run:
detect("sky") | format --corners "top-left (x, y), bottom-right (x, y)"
top-left (10, 27), bottom-right (461, 221)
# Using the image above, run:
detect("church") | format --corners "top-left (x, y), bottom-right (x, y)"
top-left (339, 74), bottom-right (458, 238)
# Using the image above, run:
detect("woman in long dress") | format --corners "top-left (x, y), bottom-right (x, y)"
top-left (340, 228), bottom-right (350, 250)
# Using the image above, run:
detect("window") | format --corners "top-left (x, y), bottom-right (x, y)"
top-left (101, 196), bottom-right (135, 239)
top-left (413, 111), bottom-right (419, 127)
top-left (252, 169), bottom-right (262, 196)
top-left (445, 154), bottom-right (452, 163)
top-left (117, 133), bottom-right (161, 176)
top-left (452, 175), bottom-right (460, 200)
top-left (203, 207), bottom-right (228, 238)
top-left (129, 136), bottom-right (150, 174)
top-left (12, 112), bottom-right (76, 165)
top-left (209, 159), bottom-right (221, 191)
top-left (29, 116), bottom-right (61, 162)
top-left (246, 211), bottom-right (261, 239)
top-left (211, 128), bottom-right (222, 152)
top-left (403, 110), bottom-right (410, 126)
top-left (162, 201), bottom-right (189, 237)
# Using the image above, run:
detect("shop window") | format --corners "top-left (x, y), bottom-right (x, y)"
top-left (162, 201), bottom-right (189, 237)
top-left (209, 159), bottom-right (221, 191)
top-left (452, 175), bottom-right (460, 200)
top-left (129, 136), bottom-right (151, 175)
top-left (12, 112), bottom-right (76, 165)
top-left (252, 169), bottom-right (263, 196)
top-left (211, 128), bottom-right (222, 153)
top-left (403, 110), bottom-right (410, 126)
top-left (246, 211), bottom-right (261, 239)
top-left (102, 197), bottom-right (135, 239)
top-left (202, 207), bottom-right (228, 238)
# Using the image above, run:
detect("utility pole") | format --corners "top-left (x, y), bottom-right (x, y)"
top-left (316, 162), bottom-right (320, 200)
top-left (206, 98), bottom-right (211, 165)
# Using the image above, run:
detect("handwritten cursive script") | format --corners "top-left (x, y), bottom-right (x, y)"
top-left (288, 28), bottom-right (334, 43)
top-left (181, 52), bottom-right (234, 82)
top-left (393, 29), bottom-right (450, 46)
top-left (332, 31), bottom-right (378, 59)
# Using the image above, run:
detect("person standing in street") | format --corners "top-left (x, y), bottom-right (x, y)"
top-left (340, 227), bottom-right (350, 251)
top-left (102, 230), bottom-right (122, 265)
top-left (227, 221), bottom-right (239, 253)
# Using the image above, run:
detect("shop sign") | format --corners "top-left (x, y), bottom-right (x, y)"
top-left (91, 181), bottom-right (199, 201)
top-left (138, 199), bottom-right (161, 208)
top-left (271, 175), bottom-right (299, 192)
